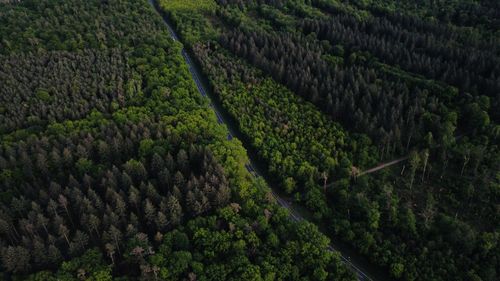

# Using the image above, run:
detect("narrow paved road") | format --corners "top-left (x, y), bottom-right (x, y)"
top-left (148, 1), bottom-right (378, 280)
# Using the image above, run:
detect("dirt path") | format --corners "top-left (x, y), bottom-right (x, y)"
top-left (358, 156), bottom-right (408, 176)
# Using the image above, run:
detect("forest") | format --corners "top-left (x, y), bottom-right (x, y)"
top-left (1, 0), bottom-right (498, 280)
top-left (158, 0), bottom-right (499, 280)
top-left (0, 0), bottom-right (357, 280)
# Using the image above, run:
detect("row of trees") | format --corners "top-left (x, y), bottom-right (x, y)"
top-left (159, 0), bottom-right (499, 280)
top-left (0, 49), bottom-right (130, 134)
top-left (192, 38), bottom-right (500, 281)
top-left (0, 117), bottom-right (230, 273)
top-left (0, 0), bottom-right (357, 280)
top-left (300, 13), bottom-right (500, 98)
top-left (0, 0), bottom-right (167, 55)
top-left (24, 207), bottom-right (356, 281)
top-left (193, 42), bottom-right (376, 195)
top-left (339, 0), bottom-right (500, 32)
top-left (216, 0), bottom-right (498, 172)
top-left (219, 28), bottom-right (453, 156)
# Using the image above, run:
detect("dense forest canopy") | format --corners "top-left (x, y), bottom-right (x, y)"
top-left (0, 0), bottom-right (357, 280)
top-left (0, 0), bottom-right (498, 280)
top-left (158, 0), bottom-right (499, 280)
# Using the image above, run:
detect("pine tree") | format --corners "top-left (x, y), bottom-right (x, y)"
top-left (167, 195), bottom-right (183, 226)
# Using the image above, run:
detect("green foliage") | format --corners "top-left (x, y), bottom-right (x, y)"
top-left (390, 262), bottom-right (404, 279)
top-left (160, 0), bottom-right (500, 281)
top-left (35, 89), bottom-right (51, 102)
top-left (159, 0), bottom-right (216, 14)
top-left (193, 44), bottom-right (365, 197)
top-left (0, 1), bottom-right (355, 281)
top-left (147, 209), bottom-right (355, 281)
top-left (75, 158), bottom-right (93, 176)
top-left (159, 0), bottom-right (218, 45)
top-left (3, 0), bottom-right (498, 280)
top-left (25, 249), bottom-right (112, 281)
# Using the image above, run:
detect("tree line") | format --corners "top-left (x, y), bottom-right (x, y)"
top-left (300, 13), bottom-right (500, 99)
top-left (0, 0), bottom-right (358, 280)
top-left (158, 0), bottom-right (499, 280)
top-left (0, 49), bottom-right (130, 134)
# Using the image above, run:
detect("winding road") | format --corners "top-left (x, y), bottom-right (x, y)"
top-left (148, 1), bottom-right (380, 280)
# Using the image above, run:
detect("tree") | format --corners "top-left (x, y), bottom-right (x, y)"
top-left (144, 199), bottom-right (157, 226)
top-left (460, 146), bottom-right (471, 176)
top-left (151, 153), bottom-right (165, 176)
top-left (1, 246), bottom-right (31, 273)
top-left (58, 224), bottom-right (70, 247)
top-left (408, 151), bottom-right (420, 191)
top-left (167, 195), bottom-right (183, 226)
top-left (158, 168), bottom-right (172, 191)
top-left (390, 262), bottom-right (404, 279)
top-left (215, 184), bottom-right (231, 207)
top-left (283, 177), bottom-right (296, 194)
top-left (465, 103), bottom-right (490, 133)
top-left (420, 149), bottom-right (429, 182)
top-left (139, 139), bottom-right (154, 157)
top-left (47, 244), bottom-right (62, 266)
top-left (32, 237), bottom-right (47, 267)
top-left (124, 159), bottom-right (147, 182)
top-left (105, 243), bottom-right (116, 265)
top-left (399, 206), bottom-right (417, 237)
top-left (58, 194), bottom-right (72, 225)
top-left (421, 193), bottom-right (436, 229)
top-left (155, 211), bottom-right (169, 232)
top-left (177, 149), bottom-right (189, 174)
top-left (104, 226), bottom-right (123, 255)
top-left (69, 230), bottom-right (89, 256)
